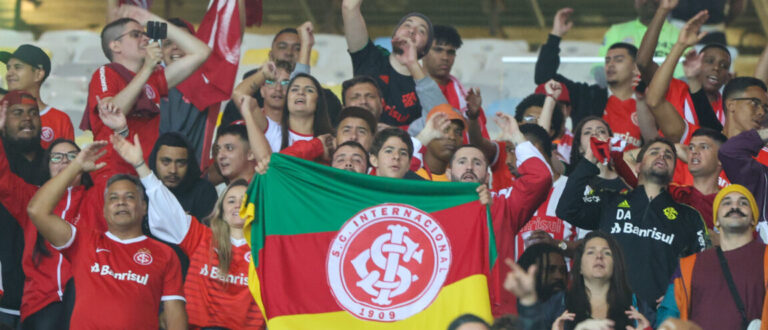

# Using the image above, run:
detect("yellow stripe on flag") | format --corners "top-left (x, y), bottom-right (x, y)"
top-left (262, 274), bottom-right (493, 330)
top-left (248, 260), bottom-right (268, 323)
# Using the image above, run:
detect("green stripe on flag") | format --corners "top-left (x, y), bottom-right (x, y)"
top-left (244, 154), bottom-right (492, 268)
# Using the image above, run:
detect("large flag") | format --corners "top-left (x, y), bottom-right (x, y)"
top-left (241, 154), bottom-right (497, 329)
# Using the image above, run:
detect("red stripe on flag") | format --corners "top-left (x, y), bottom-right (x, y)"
top-left (258, 201), bottom-right (490, 319)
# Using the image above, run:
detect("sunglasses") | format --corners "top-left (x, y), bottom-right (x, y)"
top-left (265, 79), bottom-right (290, 89)
top-left (50, 152), bottom-right (77, 164)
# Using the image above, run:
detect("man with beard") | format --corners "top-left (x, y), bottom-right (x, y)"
top-left (719, 122), bottom-right (768, 243)
top-left (658, 185), bottom-right (768, 328)
top-left (0, 91), bottom-right (46, 326)
top-left (517, 243), bottom-right (568, 303)
top-left (446, 114), bottom-right (553, 316)
top-left (342, 0), bottom-right (434, 126)
top-left (556, 137), bottom-right (709, 324)
top-left (1, 44), bottom-right (74, 149)
top-left (148, 132), bottom-right (216, 220)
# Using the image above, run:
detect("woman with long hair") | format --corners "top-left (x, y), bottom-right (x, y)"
top-left (568, 116), bottom-right (629, 192)
top-left (112, 134), bottom-right (264, 329)
top-left (276, 73), bottom-right (333, 151)
top-left (0, 138), bottom-right (104, 329)
top-left (506, 232), bottom-right (650, 330)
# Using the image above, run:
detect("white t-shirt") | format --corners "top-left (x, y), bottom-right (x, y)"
top-left (264, 117), bottom-right (314, 152)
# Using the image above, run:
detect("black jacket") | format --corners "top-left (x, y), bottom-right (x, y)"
top-left (535, 34), bottom-right (609, 127)
top-left (555, 160), bottom-right (710, 305)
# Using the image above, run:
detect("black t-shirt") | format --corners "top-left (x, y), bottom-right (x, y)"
top-left (350, 40), bottom-right (422, 127)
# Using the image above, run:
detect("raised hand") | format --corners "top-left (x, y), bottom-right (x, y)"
top-left (143, 40), bottom-right (163, 71)
top-left (260, 61), bottom-right (277, 81)
top-left (416, 112), bottom-right (450, 145)
top-left (503, 258), bottom-right (537, 305)
top-left (544, 79), bottom-right (563, 100)
top-left (110, 133), bottom-right (144, 168)
top-left (552, 310), bottom-right (575, 330)
top-left (238, 94), bottom-right (261, 120)
top-left (659, 0), bottom-right (678, 11)
top-left (677, 10), bottom-right (709, 48)
top-left (318, 133), bottom-right (337, 162)
top-left (255, 156), bottom-right (271, 175)
top-left (494, 112), bottom-right (525, 145)
top-left (551, 8), bottom-right (574, 37)
top-left (625, 306), bottom-right (650, 330)
top-left (298, 21), bottom-right (315, 48)
top-left (74, 141), bottom-right (109, 173)
top-left (682, 49), bottom-right (703, 79)
top-left (476, 184), bottom-right (491, 205)
top-left (97, 97), bottom-right (127, 132)
top-left (392, 36), bottom-right (418, 66)
top-left (466, 88), bottom-right (482, 119)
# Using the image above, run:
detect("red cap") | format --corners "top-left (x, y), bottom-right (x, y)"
top-left (535, 83), bottom-right (570, 103)
top-left (1, 90), bottom-right (37, 108)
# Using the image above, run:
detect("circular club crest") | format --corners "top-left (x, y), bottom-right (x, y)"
top-left (244, 251), bottom-right (252, 263)
top-left (41, 126), bottom-right (54, 142)
top-left (133, 249), bottom-right (153, 266)
top-left (327, 204), bottom-right (451, 322)
top-left (143, 84), bottom-right (156, 100)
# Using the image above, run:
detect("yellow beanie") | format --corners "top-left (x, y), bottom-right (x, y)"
top-left (713, 184), bottom-right (759, 227)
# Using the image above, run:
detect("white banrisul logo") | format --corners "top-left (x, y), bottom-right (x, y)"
top-left (327, 204), bottom-right (451, 322)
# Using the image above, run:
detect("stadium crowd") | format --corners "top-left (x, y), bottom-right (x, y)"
top-left (0, 0), bottom-right (767, 329)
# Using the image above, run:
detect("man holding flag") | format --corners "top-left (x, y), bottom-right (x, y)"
top-left (446, 112), bottom-right (554, 317)
top-left (241, 107), bottom-right (552, 328)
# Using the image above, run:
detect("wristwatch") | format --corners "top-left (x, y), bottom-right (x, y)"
top-left (558, 241), bottom-right (568, 251)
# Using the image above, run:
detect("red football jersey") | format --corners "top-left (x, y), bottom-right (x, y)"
top-left (39, 106), bottom-right (74, 150)
top-left (666, 79), bottom-right (699, 126)
top-left (603, 96), bottom-right (642, 149)
top-left (488, 142), bottom-right (553, 317)
top-left (490, 141), bottom-right (514, 192)
top-left (55, 226), bottom-right (184, 329)
top-left (179, 219), bottom-right (264, 328)
top-left (86, 65), bottom-right (167, 181)
top-left (513, 176), bottom-right (575, 260)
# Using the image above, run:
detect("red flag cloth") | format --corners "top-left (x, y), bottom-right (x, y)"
top-left (118, 0), bottom-right (152, 8)
top-left (176, 0), bottom-right (242, 111)
top-left (244, 0), bottom-right (263, 27)
top-left (590, 137), bottom-right (610, 166)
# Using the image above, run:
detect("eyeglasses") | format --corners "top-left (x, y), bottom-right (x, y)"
top-left (114, 29), bottom-right (146, 42)
top-left (265, 79), bottom-right (290, 89)
top-left (731, 97), bottom-right (768, 113)
top-left (50, 152), bottom-right (77, 164)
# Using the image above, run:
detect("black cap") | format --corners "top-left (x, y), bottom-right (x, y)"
top-left (0, 44), bottom-right (51, 81)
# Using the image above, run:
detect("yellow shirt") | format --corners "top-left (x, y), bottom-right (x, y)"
top-left (415, 167), bottom-right (449, 182)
